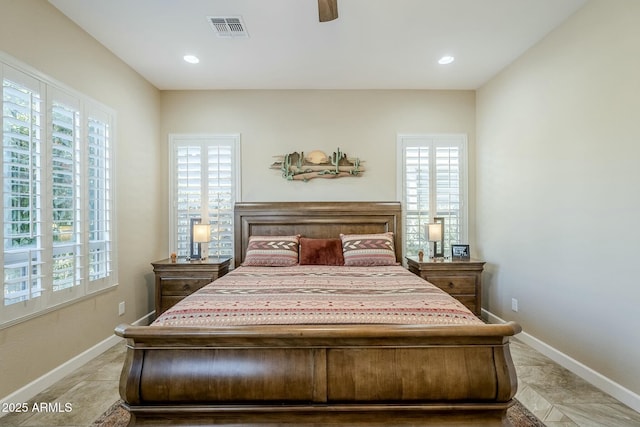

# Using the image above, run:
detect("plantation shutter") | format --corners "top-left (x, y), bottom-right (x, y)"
top-left (50, 90), bottom-right (82, 296)
top-left (434, 144), bottom-right (463, 253)
top-left (170, 135), bottom-right (240, 259)
top-left (206, 143), bottom-right (235, 257)
top-left (87, 111), bottom-right (113, 288)
top-left (174, 143), bottom-right (203, 257)
top-left (2, 67), bottom-right (45, 314)
top-left (403, 144), bottom-right (430, 256)
top-left (398, 134), bottom-right (467, 258)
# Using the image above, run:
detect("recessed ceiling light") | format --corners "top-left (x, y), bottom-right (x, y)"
top-left (438, 56), bottom-right (455, 65)
top-left (183, 55), bottom-right (200, 64)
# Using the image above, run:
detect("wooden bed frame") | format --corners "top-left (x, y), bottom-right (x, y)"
top-left (116, 202), bottom-right (521, 426)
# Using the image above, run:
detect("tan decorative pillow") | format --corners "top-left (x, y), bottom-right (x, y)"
top-left (243, 235), bottom-right (300, 266)
top-left (340, 232), bottom-right (398, 266)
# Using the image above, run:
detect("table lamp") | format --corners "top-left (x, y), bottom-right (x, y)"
top-left (427, 222), bottom-right (443, 259)
top-left (192, 223), bottom-right (211, 260)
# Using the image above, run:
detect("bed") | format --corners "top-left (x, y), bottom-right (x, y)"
top-left (116, 201), bottom-right (521, 426)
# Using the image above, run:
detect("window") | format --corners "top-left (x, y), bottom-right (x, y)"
top-left (397, 134), bottom-right (468, 258)
top-left (1, 56), bottom-right (116, 326)
top-left (169, 134), bottom-right (240, 260)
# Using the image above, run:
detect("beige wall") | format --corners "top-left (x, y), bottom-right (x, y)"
top-left (477, 0), bottom-right (640, 397)
top-left (0, 1), bottom-right (163, 397)
top-left (160, 89), bottom-right (476, 215)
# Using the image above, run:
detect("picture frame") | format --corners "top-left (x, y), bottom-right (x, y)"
top-left (451, 244), bottom-right (470, 260)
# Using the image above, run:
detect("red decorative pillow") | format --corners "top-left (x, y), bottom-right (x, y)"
top-left (340, 232), bottom-right (398, 266)
top-left (299, 238), bottom-right (344, 266)
top-left (242, 235), bottom-right (300, 266)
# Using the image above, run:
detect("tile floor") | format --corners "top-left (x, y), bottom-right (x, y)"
top-left (0, 344), bottom-right (122, 427)
top-left (1, 338), bottom-right (639, 426)
top-left (510, 339), bottom-right (640, 427)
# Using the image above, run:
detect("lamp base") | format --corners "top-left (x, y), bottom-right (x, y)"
top-left (429, 242), bottom-right (446, 262)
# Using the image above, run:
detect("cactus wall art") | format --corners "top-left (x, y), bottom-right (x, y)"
top-left (270, 148), bottom-right (365, 182)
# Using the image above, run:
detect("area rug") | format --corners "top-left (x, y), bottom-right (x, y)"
top-left (92, 399), bottom-right (545, 426)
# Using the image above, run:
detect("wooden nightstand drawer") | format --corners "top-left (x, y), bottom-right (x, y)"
top-left (160, 279), bottom-right (211, 296)
top-left (427, 275), bottom-right (476, 294)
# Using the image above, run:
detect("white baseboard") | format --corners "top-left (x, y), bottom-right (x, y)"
top-left (0, 312), bottom-right (154, 412)
top-left (484, 309), bottom-right (640, 413)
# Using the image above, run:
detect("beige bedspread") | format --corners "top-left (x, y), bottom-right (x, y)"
top-left (153, 265), bottom-right (482, 327)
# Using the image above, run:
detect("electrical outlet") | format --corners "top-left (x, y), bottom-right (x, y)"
top-left (118, 301), bottom-right (125, 316)
top-left (511, 298), bottom-right (518, 312)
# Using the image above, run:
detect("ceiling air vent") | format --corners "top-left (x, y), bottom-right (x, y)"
top-left (208, 16), bottom-right (249, 38)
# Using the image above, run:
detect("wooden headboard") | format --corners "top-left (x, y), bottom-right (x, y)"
top-left (234, 202), bottom-right (402, 268)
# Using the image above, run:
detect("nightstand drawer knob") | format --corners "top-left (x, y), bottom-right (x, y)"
top-left (182, 284), bottom-right (190, 291)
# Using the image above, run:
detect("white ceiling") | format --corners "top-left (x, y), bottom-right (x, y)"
top-left (48, 0), bottom-right (587, 90)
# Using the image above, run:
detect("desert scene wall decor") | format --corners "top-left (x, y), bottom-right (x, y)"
top-left (270, 147), bottom-right (364, 181)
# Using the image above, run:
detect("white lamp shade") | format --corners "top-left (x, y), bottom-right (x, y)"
top-left (427, 223), bottom-right (442, 242)
top-left (193, 224), bottom-right (211, 243)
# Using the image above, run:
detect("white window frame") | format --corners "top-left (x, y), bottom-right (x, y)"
top-left (168, 134), bottom-right (241, 261)
top-left (1, 52), bottom-right (117, 327)
top-left (397, 134), bottom-right (468, 260)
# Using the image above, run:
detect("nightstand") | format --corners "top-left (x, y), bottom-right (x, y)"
top-left (151, 257), bottom-right (231, 316)
top-left (406, 257), bottom-right (485, 316)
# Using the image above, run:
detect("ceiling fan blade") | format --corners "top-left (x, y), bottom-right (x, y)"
top-left (318, 0), bottom-right (338, 22)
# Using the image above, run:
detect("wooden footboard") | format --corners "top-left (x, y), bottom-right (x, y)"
top-left (115, 322), bottom-right (521, 426)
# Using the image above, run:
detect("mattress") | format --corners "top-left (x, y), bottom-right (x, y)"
top-left (153, 265), bottom-right (482, 327)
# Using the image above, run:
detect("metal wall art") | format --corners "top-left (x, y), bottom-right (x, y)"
top-left (270, 148), bottom-right (364, 182)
